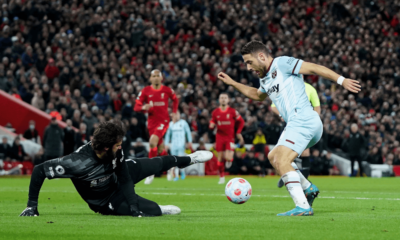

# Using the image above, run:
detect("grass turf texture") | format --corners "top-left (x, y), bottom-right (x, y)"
top-left (1, 176), bottom-right (399, 240)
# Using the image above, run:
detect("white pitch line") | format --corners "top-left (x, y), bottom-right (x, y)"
top-left (139, 192), bottom-right (400, 201)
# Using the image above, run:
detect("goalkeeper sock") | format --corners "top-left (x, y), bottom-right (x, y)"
top-left (291, 162), bottom-right (311, 190)
top-left (149, 147), bottom-right (158, 158)
top-left (282, 171), bottom-right (310, 209)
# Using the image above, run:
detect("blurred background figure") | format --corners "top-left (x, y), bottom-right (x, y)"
top-left (43, 117), bottom-right (64, 161)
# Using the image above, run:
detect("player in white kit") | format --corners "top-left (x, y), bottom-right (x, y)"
top-left (165, 111), bottom-right (192, 181)
top-left (218, 41), bottom-right (360, 216)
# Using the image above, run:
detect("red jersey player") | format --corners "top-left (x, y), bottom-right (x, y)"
top-left (209, 93), bottom-right (245, 184)
top-left (134, 69), bottom-right (179, 184)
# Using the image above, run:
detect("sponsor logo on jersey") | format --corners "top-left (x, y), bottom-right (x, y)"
top-left (149, 95), bottom-right (153, 97)
top-left (153, 102), bottom-right (165, 106)
top-left (218, 121), bottom-right (231, 125)
top-left (55, 165), bottom-right (65, 175)
top-left (266, 84), bottom-right (279, 96)
top-left (272, 69), bottom-right (277, 79)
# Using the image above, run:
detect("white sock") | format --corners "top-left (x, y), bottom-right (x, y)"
top-left (282, 171), bottom-right (310, 209)
top-left (180, 169), bottom-right (185, 175)
top-left (291, 162), bottom-right (311, 190)
top-left (174, 167), bottom-right (179, 178)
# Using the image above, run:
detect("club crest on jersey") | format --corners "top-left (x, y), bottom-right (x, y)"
top-left (161, 93), bottom-right (164, 99)
top-left (272, 69), bottom-right (277, 79)
top-left (266, 84), bottom-right (280, 96)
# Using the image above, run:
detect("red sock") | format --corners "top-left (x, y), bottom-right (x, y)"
top-left (159, 149), bottom-right (168, 156)
top-left (217, 161), bottom-right (225, 178)
top-left (149, 147), bottom-right (158, 158)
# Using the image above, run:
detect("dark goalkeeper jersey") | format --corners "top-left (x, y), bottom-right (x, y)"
top-left (28, 142), bottom-right (137, 210)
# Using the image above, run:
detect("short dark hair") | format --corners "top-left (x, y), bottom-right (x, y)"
top-left (219, 92), bottom-right (229, 97)
top-left (241, 41), bottom-right (269, 56)
top-left (91, 121), bottom-right (125, 151)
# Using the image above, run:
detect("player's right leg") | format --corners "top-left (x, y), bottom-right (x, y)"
top-left (300, 148), bottom-right (311, 178)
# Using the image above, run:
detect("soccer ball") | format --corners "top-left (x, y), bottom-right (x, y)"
top-left (225, 178), bottom-right (252, 204)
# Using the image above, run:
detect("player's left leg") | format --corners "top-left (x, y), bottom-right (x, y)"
top-left (224, 149), bottom-right (234, 168)
top-left (300, 149), bottom-right (311, 179)
top-left (127, 152), bottom-right (212, 184)
top-left (268, 146), bottom-right (313, 216)
top-left (106, 190), bottom-right (179, 216)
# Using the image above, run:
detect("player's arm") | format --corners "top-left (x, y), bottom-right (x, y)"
top-left (209, 111), bottom-right (217, 129)
top-left (115, 154), bottom-right (146, 217)
top-left (299, 62), bottom-right (361, 93)
top-left (20, 156), bottom-right (76, 216)
top-left (217, 72), bottom-right (268, 101)
top-left (183, 121), bottom-right (193, 149)
top-left (134, 90), bottom-right (153, 112)
top-left (169, 89), bottom-right (179, 114)
top-left (235, 111), bottom-right (245, 145)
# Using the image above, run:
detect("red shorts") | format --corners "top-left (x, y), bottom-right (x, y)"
top-left (215, 136), bottom-right (235, 152)
top-left (149, 122), bottom-right (169, 146)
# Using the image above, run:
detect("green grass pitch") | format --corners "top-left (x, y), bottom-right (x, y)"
top-left (1, 176), bottom-right (399, 240)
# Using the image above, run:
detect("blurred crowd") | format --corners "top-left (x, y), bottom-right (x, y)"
top-left (1, 0), bottom-right (400, 174)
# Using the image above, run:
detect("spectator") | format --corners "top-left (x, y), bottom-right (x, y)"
top-left (63, 119), bottom-right (76, 155)
top-left (129, 117), bottom-right (143, 141)
top-left (82, 110), bottom-right (98, 135)
top-left (23, 120), bottom-right (41, 145)
top-left (21, 46), bottom-right (36, 68)
top-left (31, 90), bottom-right (45, 110)
top-left (342, 124), bottom-right (366, 177)
top-left (253, 128), bottom-right (266, 152)
top-left (92, 87), bottom-right (110, 112)
top-left (43, 117), bottom-right (64, 161)
top-left (0, 136), bottom-right (12, 160)
top-left (321, 151), bottom-right (337, 176)
top-left (75, 123), bottom-right (89, 149)
top-left (44, 58), bottom-right (60, 80)
top-left (10, 136), bottom-right (27, 162)
top-left (257, 152), bottom-right (274, 176)
top-left (240, 150), bottom-right (261, 175)
top-left (366, 147), bottom-right (383, 164)
top-left (132, 138), bottom-right (148, 158)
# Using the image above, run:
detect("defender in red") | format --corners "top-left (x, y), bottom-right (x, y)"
top-left (209, 93), bottom-right (244, 184)
top-left (134, 69), bottom-right (178, 184)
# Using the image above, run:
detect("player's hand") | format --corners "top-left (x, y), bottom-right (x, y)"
top-left (236, 133), bottom-right (244, 146)
top-left (130, 205), bottom-right (153, 217)
top-left (142, 101), bottom-right (153, 111)
top-left (20, 206), bottom-right (39, 217)
top-left (342, 79), bottom-right (361, 93)
top-left (187, 142), bottom-right (192, 149)
top-left (218, 72), bottom-right (236, 86)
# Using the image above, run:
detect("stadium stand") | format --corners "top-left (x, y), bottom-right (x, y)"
top-left (1, 0), bottom-right (400, 176)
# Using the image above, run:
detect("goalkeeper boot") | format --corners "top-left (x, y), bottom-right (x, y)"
top-left (277, 206), bottom-right (314, 216)
top-left (144, 175), bottom-right (154, 185)
top-left (304, 183), bottom-right (319, 207)
top-left (188, 151), bottom-right (213, 164)
top-left (159, 205), bottom-right (181, 215)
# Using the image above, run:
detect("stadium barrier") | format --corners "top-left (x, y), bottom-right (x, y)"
top-left (0, 90), bottom-right (76, 139)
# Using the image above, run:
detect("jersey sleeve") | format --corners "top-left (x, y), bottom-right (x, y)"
top-left (168, 88), bottom-right (179, 113)
top-left (234, 110), bottom-right (245, 134)
top-left (258, 85), bottom-right (266, 93)
top-left (277, 56), bottom-right (304, 75)
top-left (309, 86), bottom-right (320, 107)
top-left (42, 154), bottom-right (86, 179)
top-left (134, 89), bottom-right (147, 112)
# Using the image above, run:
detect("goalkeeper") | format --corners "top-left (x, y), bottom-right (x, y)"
top-left (20, 121), bottom-right (212, 217)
